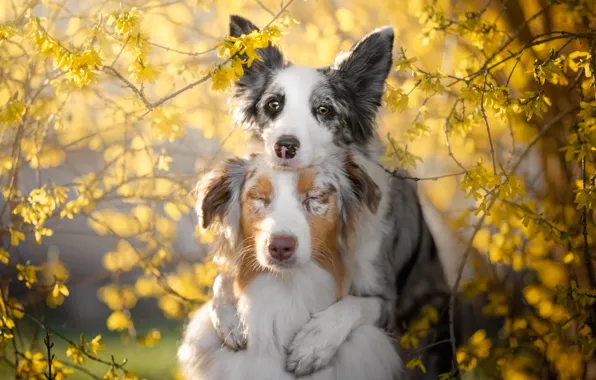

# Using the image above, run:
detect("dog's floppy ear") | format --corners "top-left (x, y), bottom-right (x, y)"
top-left (194, 157), bottom-right (247, 236)
top-left (344, 154), bottom-right (382, 214)
top-left (228, 15), bottom-right (286, 130)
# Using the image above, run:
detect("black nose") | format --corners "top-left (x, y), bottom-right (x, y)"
top-left (274, 136), bottom-right (300, 159)
top-left (268, 235), bottom-right (297, 261)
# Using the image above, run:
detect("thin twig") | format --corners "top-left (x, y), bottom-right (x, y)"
top-left (409, 338), bottom-right (453, 357)
top-left (383, 168), bottom-right (468, 182)
top-left (507, 105), bottom-right (577, 174)
top-left (255, 0), bottom-right (276, 16)
top-left (505, 56), bottom-right (521, 87)
top-left (111, 35), bottom-right (130, 67)
top-left (0, 124), bottom-right (25, 220)
top-left (44, 328), bottom-right (56, 380)
top-left (102, 66), bottom-right (153, 110)
top-left (444, 99), bottom-right (467, 172)
top-left (151, 73), bottom-right (211, 109)
top-left (148, 42), bottom-right (217, 56)
top-left (480, 69), bottom-right (497, 175)
top-left (9, 306), bottom-right (127, 370)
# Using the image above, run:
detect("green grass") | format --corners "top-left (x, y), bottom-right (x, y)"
top-left (0, 326), bottom-right (181, 379)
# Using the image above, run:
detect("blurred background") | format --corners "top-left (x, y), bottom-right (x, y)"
top-left (1, 0), bottom-right (595, 378)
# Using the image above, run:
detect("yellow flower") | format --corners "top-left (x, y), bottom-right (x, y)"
top-left (106, 310), bottom-right (133, 331)
top-left (128, 58), bottom-right (160, 84)
top-left (157, 153), bottom-right (173, 171)
top-left (108, 7), bottom-right (143, 35)
top-left (0, 100), bottom-right (26, 126)
top-left (151, 107), bottom-right (185, 142)
top-left (0, 248), bottom-right (9, 264)
top-left (89, 335), bottom-right (105, 354)
top-left (17, 351), bottom-right (45, 379)
top-left (104, 367), bottom-right (118, 379)
top-left (0, 24), bottom-right (17, 40)
top-left (123, 370), bottom-right (139, 380)
top-left (138, 329), bottom-right (161, 347)
top-left (66, 345), bottom-right (85, 364)
top-left (406, 357), bottom-right (426, 373)
top-left (384, 88), bottom-right (409, 113)
top-left (568, 51), bottom-right (592, 77)
top-left (211, 65), bottom-right (239, 91)
top-left (48, 359), bottom-right (75, 380)
top-left (47, 281), bottom-right (70, 308)
top-left (16, 264), bottom-right (40, 288)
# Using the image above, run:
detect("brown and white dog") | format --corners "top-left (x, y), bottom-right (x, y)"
top-left (177, 153), bottom-right (402, 380)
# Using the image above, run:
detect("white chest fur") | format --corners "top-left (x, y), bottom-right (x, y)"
top-left (238, 263), bottom-right (337, 354)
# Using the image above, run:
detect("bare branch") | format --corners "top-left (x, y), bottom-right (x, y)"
top-left (444, 99), bottom-right (467, 172)
top-left (102, 66), bottom-right (154, 110)
top-left (148, 42), bottom-right (218, 56)
top-left (111, 35), bottom-right (130, 67)
top-left (480, 69), bottom-right (498, 175)
top-left (255, 0), bottom-right (276, 16)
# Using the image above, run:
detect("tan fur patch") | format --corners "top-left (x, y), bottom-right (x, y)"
top-left (297, 169), bottom-right (317, 194)
top-left (234, 175), bottom-right (273, 295)
top-left (298, 171), bottom-right (344, 299)
top-left (233, 171), bottom-right (344, 299)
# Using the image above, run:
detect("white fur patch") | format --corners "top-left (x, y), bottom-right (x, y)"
top-left (252, 171), bottom-right (312, 269)
top-left (178, 264), bottom-right (402, 380)
top-left (262, 66), bottom-right (335, 168)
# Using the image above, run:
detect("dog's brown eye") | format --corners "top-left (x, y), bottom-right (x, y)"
top-left (267, 100), bottom-right (280, 111)
top-left (317, 106), bottom-right (330, 115)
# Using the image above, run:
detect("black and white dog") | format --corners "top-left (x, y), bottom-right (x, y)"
top-left (187, 15), bottom-right (455, 379)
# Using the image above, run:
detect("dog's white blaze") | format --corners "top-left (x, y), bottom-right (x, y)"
top-left (178, 162), bottom-right (402, 380)
top-left (263, 66), bottom-right (335, 168)
top-left (255, 172), bottom-right (312, 269)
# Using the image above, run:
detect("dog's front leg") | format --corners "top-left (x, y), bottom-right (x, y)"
top-left (285, 295), bottom-right (382, 376)
top-left (209, 272), bottom-right (247, 350)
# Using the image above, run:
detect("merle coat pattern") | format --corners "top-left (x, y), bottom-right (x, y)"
top-left (196, 15), bottom-right (457, 379)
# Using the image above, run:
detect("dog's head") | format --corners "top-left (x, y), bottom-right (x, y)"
top-left (229, 15), bottom-right (394, 168)
top-left (195, 153), bottom-right (380, 290)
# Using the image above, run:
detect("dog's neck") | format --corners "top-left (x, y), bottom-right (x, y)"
top-left (234, 262), bottom-right (337, 354)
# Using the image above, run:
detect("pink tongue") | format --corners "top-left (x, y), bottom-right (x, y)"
top-left (281, 146), bottom-right (288, 159)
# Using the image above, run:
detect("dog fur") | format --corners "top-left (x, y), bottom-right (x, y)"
top-left (178, 153), bottom-right (402, 380)
top-left (203, 15), bottom-right (457, 379)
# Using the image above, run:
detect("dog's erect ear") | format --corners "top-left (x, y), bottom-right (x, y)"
top-left (228, 15), bottom-right (285, 74)
top-left (333, 26), bottom-right (394, 115)
top-left (229, 15), bottom-right (259, 37)
top-left (228, 15), bottom-right (286, 130)
top-left (194, 157), bottom-right (247, 234)
top-left (344, 155), bottom-right (382, 214)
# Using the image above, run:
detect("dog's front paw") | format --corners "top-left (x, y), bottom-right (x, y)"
top-left (285, 313), bottom-right (345, 377)
top-left (210, 303), bottom-right (247, 351)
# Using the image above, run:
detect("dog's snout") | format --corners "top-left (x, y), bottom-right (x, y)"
top-left (274, 136), bottom-right (300, 159)
top-left (268, 235), bottom-right (297, 261)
